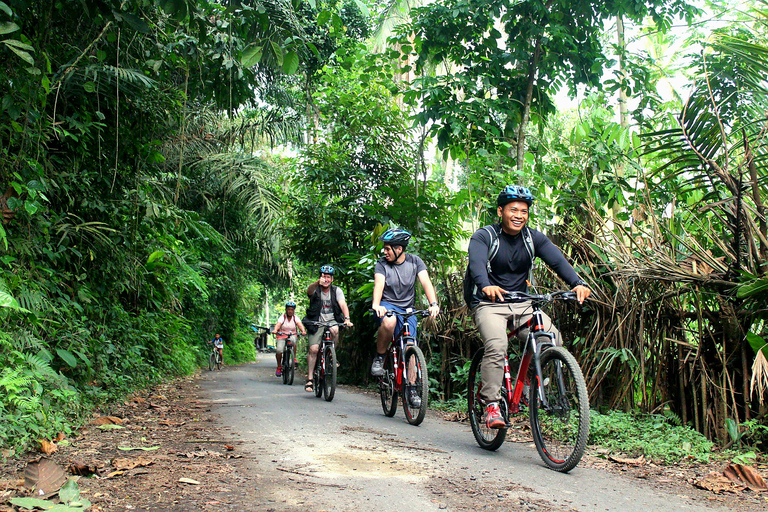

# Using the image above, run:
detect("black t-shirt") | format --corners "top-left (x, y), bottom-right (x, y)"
top-left (468, 225), bottom-right (581, 300)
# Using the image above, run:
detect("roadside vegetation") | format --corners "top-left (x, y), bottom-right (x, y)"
top-left (1, 0), bottom-right (766, 468)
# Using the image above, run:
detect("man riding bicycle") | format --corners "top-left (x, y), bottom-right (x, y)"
top-left (272, 301), bottom-right (307, 377)
top-left (370, 228), bottom-right (440, 408)
top-left (468, 185), bottom-right (590, 429)
top-left (302, 265), bottom-right (353, 393)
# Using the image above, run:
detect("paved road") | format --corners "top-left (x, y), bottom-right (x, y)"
top-left (197, 354), bottom-right (745, 512)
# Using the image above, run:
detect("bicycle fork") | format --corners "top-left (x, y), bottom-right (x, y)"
top-left (509, 310), bottom-right (557, 413)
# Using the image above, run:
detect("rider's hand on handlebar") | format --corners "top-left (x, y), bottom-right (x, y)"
top-left (482, 285), bottom-right (508, 303)
top-left (343, 318), bottom-right (354, 328)
top-left (572, 284), bottom-right (591, 304)
top-left (372, 305), bottom-right (387, 318)
top-left (428, 304), bottom-right (440, 317)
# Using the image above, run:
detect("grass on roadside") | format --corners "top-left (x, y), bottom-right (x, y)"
top-left (429, 397), bottom-right (764, 465)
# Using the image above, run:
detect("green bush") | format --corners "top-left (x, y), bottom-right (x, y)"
top-left (589, 410), bottom-right (715, 463)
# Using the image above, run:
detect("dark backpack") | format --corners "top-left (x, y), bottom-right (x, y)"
top-left (462, 225), bottom-right (535, 308)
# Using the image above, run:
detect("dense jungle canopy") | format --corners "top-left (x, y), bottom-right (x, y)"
top-left (2, 0), bottom-right (768, 455)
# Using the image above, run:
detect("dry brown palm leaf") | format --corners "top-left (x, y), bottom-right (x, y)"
top-left (750, 349), bottom-right (768, 404)
top-left (723, 463), bottom-right (768, 491)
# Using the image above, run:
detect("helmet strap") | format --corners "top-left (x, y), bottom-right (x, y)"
top-left (394, 245), bottom-right (406, 263)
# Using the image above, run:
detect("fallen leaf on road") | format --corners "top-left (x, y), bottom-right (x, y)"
top-left (105, 470), bottom-right (125, 479)
top-left (91, 416), bottom-right (124, 426)
top-left (36, 439), bottom-right (57, 455)
top-left (609, 454), bottom-right (645, 465)
top-left (68, 462), bottom-right (99, 476)
top-left (723, 463), bottom-right (768, 491)
top-left (224, 445), bottom-right (234, 451)
top-left (112, 456), bottom-right (156, 470)
top-left (178, 478), bottom-right (201, 485)
top-left (54, 432), bottom-right (66, 442)
top-left (97, 424), bottom-right (125, 430)
top-left (23, 458), bottom-right (68, 497)
top-left (694, 472), bottom-right (744, 493)
top-left (442, 412), bottom-right (466, 422)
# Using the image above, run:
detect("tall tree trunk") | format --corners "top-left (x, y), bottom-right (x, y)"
top-left (516, 38), bottom-right (542, 170)
top-left (617, 15), bottom-right (629, 128)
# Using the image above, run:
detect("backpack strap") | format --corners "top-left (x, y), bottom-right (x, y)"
top-left (484, 225), bottom-right (501, 274)
top-left (522, 226), bottom-right (536, 290)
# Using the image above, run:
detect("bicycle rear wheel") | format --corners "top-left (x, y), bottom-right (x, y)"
top-left (208, 352), bottom-right (215, 371)
top-left (403, 345), bottom-right (428, 426)
top-left (379, 351), bottom-right (397, 417)
top-left (529, 346), bottom-right (589, 472)
top-left (323, 346), bottom-right (337, 401)
top-left (468, 348), bottom-right (507, 450)
top-left (282, 347), bottom-right (293, 385)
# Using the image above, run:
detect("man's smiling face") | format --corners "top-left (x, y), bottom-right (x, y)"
top-left (498, 200), bottom-right (529, 236)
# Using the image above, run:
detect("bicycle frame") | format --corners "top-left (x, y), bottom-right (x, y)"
top-left (316, 327), bottom-right (334, 377)
top-left (504, 306), bottom-right (557, 415)
top-left (387, 321), bottom-right (417, 394)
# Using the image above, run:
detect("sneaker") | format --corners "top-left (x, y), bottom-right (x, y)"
top-left (370, 354), bottom-right (386, 376)
top-left (408, 388), bottom-right (422, 408)
top-left (275, 368), bottom-right (282, 377)
top-left (485, 402), bottom-right (505, 429)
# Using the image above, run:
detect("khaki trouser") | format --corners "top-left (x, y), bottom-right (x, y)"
top-left (473, 301), bottom-right (561, 403)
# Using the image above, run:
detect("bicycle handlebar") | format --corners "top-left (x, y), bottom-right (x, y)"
top-left (272, 331), bottom-right (306, 337)
top-left (499, 290), bottom-right (579, 303)
top-left (374, 309), bottom-right (431, 319)
top-left (303, 320), bottom-right (347, 329)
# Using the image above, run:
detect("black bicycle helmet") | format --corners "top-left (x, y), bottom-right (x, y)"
top-left (285, 301), bottom-right (296, 308)
top-left (379, 228), bottom-right (411, 248)
top-left (497, 185), bottom-right (535, 207)
top-left (319, 265), bottom-right (335, 275)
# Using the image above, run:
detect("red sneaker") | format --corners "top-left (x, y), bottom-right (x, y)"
top-left (485, 402), bottom-right (505, 429)
top-left (275, 368), bottom-right (282, 377)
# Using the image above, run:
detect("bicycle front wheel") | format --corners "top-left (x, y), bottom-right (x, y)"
top-left (313, 355), bottom-right (323, 398)
top-left (323, 346), bottom-right (337, 402)
top-left (468, 348), bottom-right (507, 450)
top-left (216, 352), bottom-right (222, 370)
top-left (379, 352), bottom-right (397, 417)
top-left (529, 346), bottom-right (590, 472)
top-left (208, 352), bottom-right (215, 371)
top-left (403, 345), bottom-right (428, 426)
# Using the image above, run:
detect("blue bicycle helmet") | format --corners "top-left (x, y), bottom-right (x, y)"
top-left (319, 265), bottom-right (335, 275)
top-left (285, 301), bottom-right (296, 308)
top-left (379, 228), bottom-right (411, 248)
top-left (497, 185), bottom-right (535, 207)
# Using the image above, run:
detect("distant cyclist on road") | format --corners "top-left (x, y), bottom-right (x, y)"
top-left (370, 228), bottom-right (440, 408)
top-left (209, 333), bottom-right (224, 363)
top-left (468, 185), bottom-right (590, 429)
top-left (302, 265), bottom-right (353, 393)
top-left (272, 301), bottom-right (307, 377)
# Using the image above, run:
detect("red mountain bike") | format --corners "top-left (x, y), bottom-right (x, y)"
top-left (467, 291), bottom-right (590, 472)
top-left (378, 309), bottom-right (430, 426)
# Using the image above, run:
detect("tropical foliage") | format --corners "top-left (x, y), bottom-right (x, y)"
top-left (2, 0), bottom-right (767, 456)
